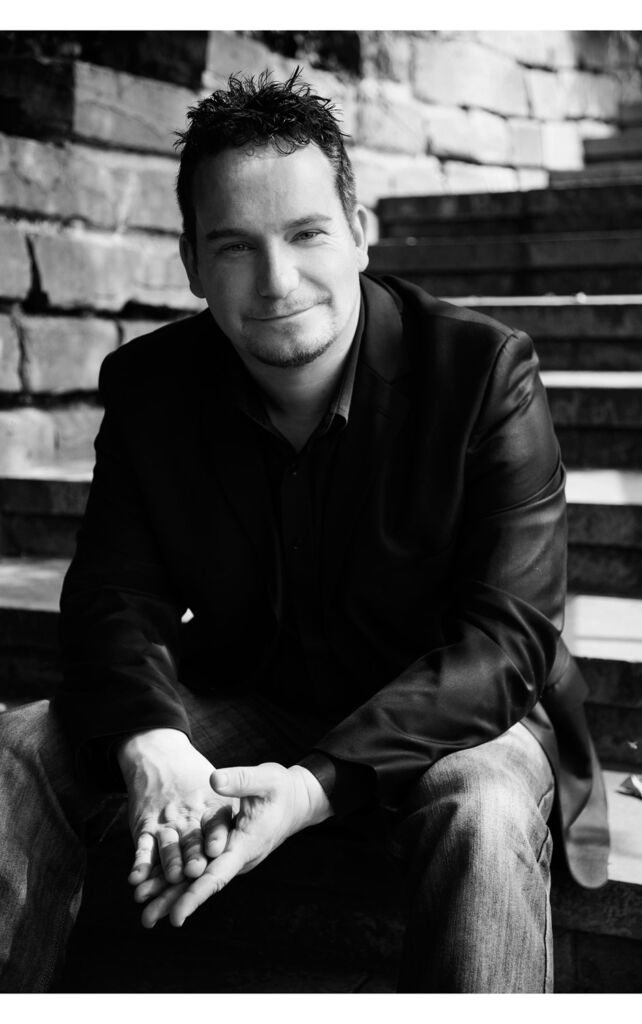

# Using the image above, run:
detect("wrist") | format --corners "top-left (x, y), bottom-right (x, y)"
top-left (289, 764), bottom-right (334, 828)
top-left (116, 727), bottom-right (190, 772)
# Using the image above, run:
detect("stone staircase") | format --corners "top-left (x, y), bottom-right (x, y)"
top-left (2, 175), bottom-right (642, 990)
top-left (552, 101), bottom-right (642, 187)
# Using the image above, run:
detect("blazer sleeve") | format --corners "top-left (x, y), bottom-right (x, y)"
top-left (55, 352), bottom-right (190, 789)
top-left (305, 329), bottom-right (567, 810)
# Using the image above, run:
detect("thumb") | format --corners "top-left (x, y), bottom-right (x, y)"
top-left (210, 764), bottom-right (271, 797)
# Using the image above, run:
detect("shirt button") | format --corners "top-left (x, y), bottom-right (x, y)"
top-left (289, 465), bottom-right (298, 477)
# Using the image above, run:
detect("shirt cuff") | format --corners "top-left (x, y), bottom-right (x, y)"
top-left (298, 750), bottom-right (377, 818)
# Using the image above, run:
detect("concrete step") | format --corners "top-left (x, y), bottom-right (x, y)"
top-left (551, 162), bottom-right (642, 188)
top-left (541, 371), bottom-right (642, 470)
top-left (0, 459), bottom-right (92, 558)
top-left (377, 183), bottom-right (642, 238)
top-left (567, 471), bottom-right (642, 598)
top-left (621, 102), bottom-right (642, 129)
top-left (585, 128), bottom-right (642, 165)
top-left (448, 296), bottom-right (642, 371)
top-left (369, 231), bottom-right (642, 296)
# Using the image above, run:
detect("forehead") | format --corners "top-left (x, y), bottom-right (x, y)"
top-left (191, 143), bottom-right (342, 228)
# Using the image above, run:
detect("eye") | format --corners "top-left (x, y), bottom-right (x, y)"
top-left (295, 229), bottom-right (323, 241)
top-left (219, 241), bottom-right (253, 254)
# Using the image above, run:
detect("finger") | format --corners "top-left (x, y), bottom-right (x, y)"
top-left (210, 764), bottom-right (274, 799)
top-left (156, 825), bottom-right (184, 883)
top-left (133, 868), bottom-right (168, 904)
top-left (180, 825), bottom-right (207, 879)
top-left (202, 804), bottom-right (235, 858)
top-left (141, 879), bottom-right (189, 929)
top-left (169, 847), bottom-right (246, 927)
top-left (128, 831), bottom-right (157, 885)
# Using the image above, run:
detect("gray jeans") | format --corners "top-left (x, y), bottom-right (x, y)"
top-left (0, 689), bottom-right (554, 993)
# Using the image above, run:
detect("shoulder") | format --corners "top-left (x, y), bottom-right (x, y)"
top-left (98, 310), bottom-right (213, 394)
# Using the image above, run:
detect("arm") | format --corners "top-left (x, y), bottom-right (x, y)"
top-left (309, 329), bottom-right (566, 809)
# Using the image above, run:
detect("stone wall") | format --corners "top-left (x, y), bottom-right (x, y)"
top-left (0, 29), bottom-right (641, 472)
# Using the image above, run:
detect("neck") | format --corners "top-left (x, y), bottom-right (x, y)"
top-left (235, 316), bottom-right (359, 451)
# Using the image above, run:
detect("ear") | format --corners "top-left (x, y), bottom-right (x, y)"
top-left (350, 205), bottom-right (370, 273)
top-left (179, 234), bottom-right (206, 300)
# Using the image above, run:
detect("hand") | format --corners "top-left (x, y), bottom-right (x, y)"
top-left (136, 762), bottom-right (333, 928)
top-left (117, 728), bottom-right (239, 889)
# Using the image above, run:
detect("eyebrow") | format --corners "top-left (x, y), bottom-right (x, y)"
top-left (204, 214), bottom-right (335, 242)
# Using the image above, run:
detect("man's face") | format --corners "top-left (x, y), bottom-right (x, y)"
top-left (180, 143), bottom-right (369, 369)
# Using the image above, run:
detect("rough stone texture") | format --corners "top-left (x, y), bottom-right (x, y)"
top-left (509, 119), bottom-right (544, 167)
top-left (72, 61), bottom-right (196, 153)
top-left (570, 29), bottom-right (642, 73)
top-left (0, 408), bottom-right (56, 473)
top-left (354, 80), bottom-right (427, 155)
top-left (0, 315), bottom-right (21, 391)
top-left (204, 31), bottom-right (285, 85)
top-left (412, 37), bottom-right (529, 117)
top-left (517, 169), bottom-right (550, 190)
top-left (359, 30), bottom-right (414, 84)
top-left (474, 30), bottom-right (576, 69)
top-left (0, 58), bottom-right (196, 154)
top-left (467, 109), bottom-right (512, 166)
top-left (577, 119), bottom-right (616, 141)
top-left (21, 316), bottom-right (119, 392)
top-left (0, 221), bottom-right (32, 300)
top-left (0, 134), bottom-right (180, 233)
top-left (541, 121), bottom-right (583, 171)
top-left (349, 147), bottom-right (444, 209)
top-left (423, 105), bottom-right (474, 161)
top-left (30, 229), bottom-right (201, 312)
top-left (51, 403), bottom-right (103, 462)
top-left (561, 70), bottom-right (621, 121)
top-left (442, 162), bottom-right (519, 194)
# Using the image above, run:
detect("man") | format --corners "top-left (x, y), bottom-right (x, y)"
top-left (0, 69), bottom-right (608, 993)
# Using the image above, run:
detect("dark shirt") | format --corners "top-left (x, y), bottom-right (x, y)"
top-left (219, 299), bottom-right (375, 815)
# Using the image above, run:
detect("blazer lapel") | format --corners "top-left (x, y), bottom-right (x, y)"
top-left (194, 322), bottom-right (283, 620)
top-left (321, 274), bottom-right (410, 602)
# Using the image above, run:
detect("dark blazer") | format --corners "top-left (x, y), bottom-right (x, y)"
top-left (57, 273), bottom-right (609, 889)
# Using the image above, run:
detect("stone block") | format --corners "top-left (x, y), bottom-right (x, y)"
top-left (423, 105), bottom-right (473, 161)
top-left (0, 221), bottom-right (32, 300)
top-left (0, 134), bottom-right (180, 233)
top-left (0, 315), bottom-right (21, 391)
top-left (350, 147), bottom-right (443, 209)
top-left (442, 161), bottom-right (519, 194)
top-left (0, 57), bottom-right (196, 154)
top-left (577, 119), bottom-right (615, 141)
top-left (0, 408), bottom-right (56, 473)
top-left (475, 30), bottom-right (576, 69)
top-left (355, 79), bottom-right (427, 155)
top-left (359, 30), bottom-right (413, 83)
top-left (412, 37), bottom-right (529, 117)
top-left (526, 69), bottom-right (569, 120)
top-left (570, 29), bottom-right (642, 73)
top-left (517, 168), bottom-right (549, 190)
top-left (30, 228), bottom-right (202, 313)
top-left (467, 109), bottom-right (512, 165)
top-left (21, 316), bottom-right (119, 393)
top-left (558, 70), bottom-right (621, 120)
top-left (204, 31), bottom-right (278, 84)
top-left (509, 118), bottom-right (544, 167)
top-left (51, 403), bottom-right (103, 462)
top-left (541, 121), bottom-right (583, 171)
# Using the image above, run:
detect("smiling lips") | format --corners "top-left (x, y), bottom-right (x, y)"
top-left (250, 307), bottom-right (313, 322)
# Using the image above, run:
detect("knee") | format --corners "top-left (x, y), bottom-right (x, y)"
top-left (400, 750), bottom-right (551, 869)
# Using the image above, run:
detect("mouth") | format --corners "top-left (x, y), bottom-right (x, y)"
top-left (249, 307), bottom-right (314, 322)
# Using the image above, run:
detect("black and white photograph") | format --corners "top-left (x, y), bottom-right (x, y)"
top-left (0, 14), bottom-right (641, 1004)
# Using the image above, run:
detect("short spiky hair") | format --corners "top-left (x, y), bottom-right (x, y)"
top-left (175, 68), bottom-right (357, 246)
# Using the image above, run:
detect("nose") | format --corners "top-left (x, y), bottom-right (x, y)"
top-left (256, 244), bottom-right (299, 300)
